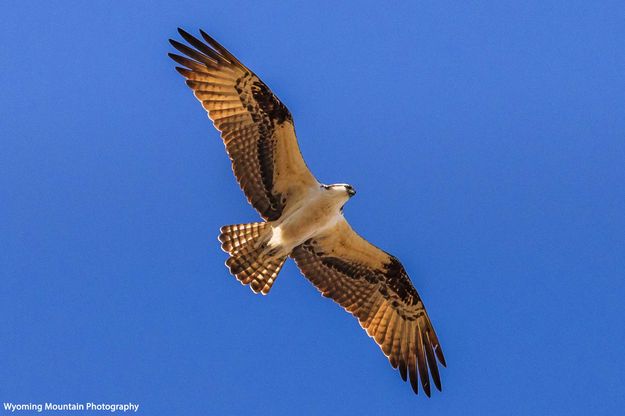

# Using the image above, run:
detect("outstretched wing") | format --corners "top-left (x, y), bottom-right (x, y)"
top-left (290, 219), bottom-right (446, 396)
top-left (169, 29), bottom-right (318, 221)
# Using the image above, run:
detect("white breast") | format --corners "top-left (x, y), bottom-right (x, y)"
top-left (266, 186), bottom-right (346, 254)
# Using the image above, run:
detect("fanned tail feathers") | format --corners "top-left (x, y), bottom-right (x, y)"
top-left (219, 222), bottom-right (286, 294)
top-left (219, 223), bottom-right (268, 255)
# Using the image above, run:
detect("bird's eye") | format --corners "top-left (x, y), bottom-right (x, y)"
top-left (321, 185), bottom-right (330, 190)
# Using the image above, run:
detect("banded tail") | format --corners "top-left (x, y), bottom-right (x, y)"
top-left (218, 222), bottom-right (286, 295)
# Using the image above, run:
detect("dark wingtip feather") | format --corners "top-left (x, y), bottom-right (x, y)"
top-left (409, 369), bottom-right (419, 395)
top-left (422, 379), bottom-right (431, 397)
top-left (199, 29), bottom-right (244, 67)
top-left (175, 28), bottom-right (226, 65)
top-left (168, 53), bottom-right (186, 68)
top-left (168, 53), bottom-right (200, 71)
top-left (199, 30), bottom-right (225, 54)
top-left (424, 333), bottom-right (442, 391)
top-left (168, 53), bottom-right (186, 67)
top-left (428, 358), bottom-right (442, 392)
top-left (432, 377), bottom-right (442, 392)
top-left (199, 29), bottom-right (216, 44)
top-left (170, 39), bottom-right (200, 62)
top-left (178, 28), bottom-right (201, 48)
top-left (433, 378), bottom-right (442, 392)
top-left (436, 345), bottom-right (447, 367)
top-left (399, 361), bottom-right (408, 382)
top-left (174, 66), bottom-right (190, 77)
top-left (169, 38), bottom-right (184, 50)
top-left (419, 367), bottom-right (430, 395)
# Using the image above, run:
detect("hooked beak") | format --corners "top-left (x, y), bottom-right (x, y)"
top-left (347, 188), bottom-right (356, 197)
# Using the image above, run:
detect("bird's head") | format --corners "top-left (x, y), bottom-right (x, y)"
top-left (322, 183), bottom-right (356, 199)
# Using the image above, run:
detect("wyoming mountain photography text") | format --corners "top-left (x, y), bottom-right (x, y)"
top-left (3, 403), bottom-right (139, 413)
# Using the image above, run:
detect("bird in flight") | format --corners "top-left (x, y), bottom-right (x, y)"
top-left (168, 28), bottom-right (446, 396)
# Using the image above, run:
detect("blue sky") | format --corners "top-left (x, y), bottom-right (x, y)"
top-left (2, 1), bottom-right (624, 415)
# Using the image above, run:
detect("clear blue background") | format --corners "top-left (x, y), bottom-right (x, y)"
top-left (2, 1), bottom-right (624, 415)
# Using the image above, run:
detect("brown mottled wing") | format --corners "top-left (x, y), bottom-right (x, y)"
top-left (169, 29), bottom-right (318, 221)
top-left (290, 219), bottom-right (446, 396)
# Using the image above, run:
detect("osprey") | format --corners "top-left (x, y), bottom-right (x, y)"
top-left (168, 29), bottom-right (446, 396)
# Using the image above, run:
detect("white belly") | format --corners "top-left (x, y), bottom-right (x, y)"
top-left (267, 188), bottom-right (343, 254)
